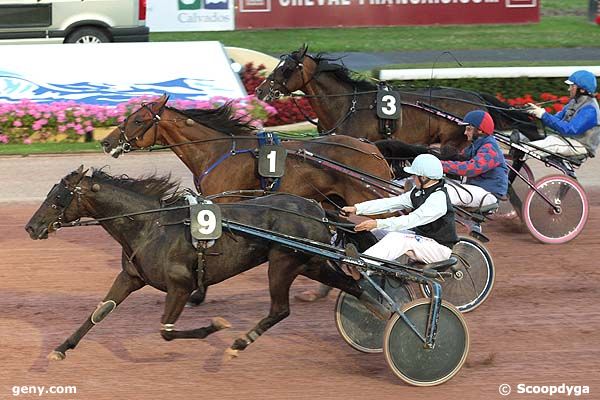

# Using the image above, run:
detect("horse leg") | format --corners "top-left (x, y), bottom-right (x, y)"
top-left (224, 251), bottom-right (301, 360)
top-left (186, 286), bottom-right (208, 307)
top-left (48, 271), bottom-right (145, 361)
top-left (159, 281), bottom-right (230, 341)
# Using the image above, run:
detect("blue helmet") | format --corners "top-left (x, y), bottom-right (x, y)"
top-left (565, 70), bottom-right (597, 94)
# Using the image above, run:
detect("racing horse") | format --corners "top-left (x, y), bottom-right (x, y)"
top-left (25, 167), bottom-right (383, 361)
top-left (100, 94), bottom-right (392, 211)
top-left (255, 44), bottom-right (538, 151)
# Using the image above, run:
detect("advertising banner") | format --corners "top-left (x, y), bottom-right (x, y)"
top-left (147, 0), bottom-right (234, 32)
top-left (0, 42), bottom-right (245, 105)
top-left (236, 0), bottom-right (539, 29)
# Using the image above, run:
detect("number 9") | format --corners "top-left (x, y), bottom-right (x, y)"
top-left (197, 210), bottom-right (216, 234)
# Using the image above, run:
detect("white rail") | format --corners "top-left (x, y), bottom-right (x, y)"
top-left (379, 66), bottom-right (600, 81)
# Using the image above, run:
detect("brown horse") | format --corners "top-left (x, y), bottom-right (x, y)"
top-left (100, 94), bottom-right (392, 209)
top-left (255, 45), bottom-right (537, 150)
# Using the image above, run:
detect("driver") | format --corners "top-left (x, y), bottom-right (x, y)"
top-left (440, 110), bottom-right (508, 209)
top-left (524, 70), bottom-right (600, 158)
top-left (342, 153), bottom-right (459, 268)
top-left (296, 154), bottom-right (458, 301)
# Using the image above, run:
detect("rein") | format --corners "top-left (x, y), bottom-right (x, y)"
top-left (55, 193), bottom-right (356, 232)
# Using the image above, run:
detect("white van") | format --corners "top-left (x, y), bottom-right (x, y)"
top-left (0, 0), bottom-right (149, 44)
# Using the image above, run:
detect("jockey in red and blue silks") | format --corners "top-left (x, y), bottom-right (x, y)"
top-left (441, 110), bottom-right (508, 209)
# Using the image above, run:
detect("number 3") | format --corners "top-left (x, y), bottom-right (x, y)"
top-left (381, 94), bottom-right (396, 116)
top-left (197, 210), bottom-right (216, 234)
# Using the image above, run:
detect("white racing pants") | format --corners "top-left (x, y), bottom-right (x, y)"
top-left (364, 229), bottom-right (452, 265)
top-left (446, 181), bottom-right (498, 208)
top-left (528, 134), bottom-right (587, 158)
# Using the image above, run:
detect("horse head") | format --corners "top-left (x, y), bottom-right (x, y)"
top-left (101, 94), bottom-right (170, 158)
top-left (255, 44), bottom-right (314, 101)
top-left (25, 165), bottom-right (92, 240)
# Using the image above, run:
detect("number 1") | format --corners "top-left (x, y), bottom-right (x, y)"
top-left (267, 150), bottom-right (277, 173)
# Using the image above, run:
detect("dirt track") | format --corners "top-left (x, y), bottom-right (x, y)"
top-left (1, 154), bottom-right (600, 399)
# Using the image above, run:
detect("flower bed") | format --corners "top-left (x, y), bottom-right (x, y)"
top-left (3, 62), bottom-right (598, 145)
top-left (0, 96), bottom-right (276, 145)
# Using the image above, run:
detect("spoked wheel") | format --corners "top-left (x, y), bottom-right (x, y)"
top-left (420, 237), bottom-right (494, 313)
top-left (335, 275), bottom-right (414, 353)
top-left (383, 299), bottom-right (469, 386)
top-left (522, 175), bottom-right (588, 244)
top-left (496, 158), bottom-right (534, 219)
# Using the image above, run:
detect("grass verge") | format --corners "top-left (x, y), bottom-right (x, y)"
top-left (150, 16), bottom-right (599, 54)
top-left (0, 142), bottom-right (102, 156)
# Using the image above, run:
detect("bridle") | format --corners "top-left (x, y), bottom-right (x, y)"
top-left (45, 174), bottom-right (86, 231)
top-left (262, 53), bottom-right (315, 100)
top-left (118, 102), bottom-right (166, 152)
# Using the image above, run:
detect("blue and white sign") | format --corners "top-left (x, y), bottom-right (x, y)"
top-left (147, 0), bottom-right (234, 32)
top-left (0, 41), bottom-right (245, 105)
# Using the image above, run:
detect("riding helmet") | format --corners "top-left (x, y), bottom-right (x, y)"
top-left (403, 154), bottom-right (444, 180)
top-left (460, 110), bottom-right (495, 135)
top-left (565, 70), bottom-right (597, 94)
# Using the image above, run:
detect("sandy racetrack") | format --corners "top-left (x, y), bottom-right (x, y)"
top-left (2, 199), bottom-right (599, 399)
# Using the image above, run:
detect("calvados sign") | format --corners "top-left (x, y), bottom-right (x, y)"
top-left (147, 0), bottom-right (234, 32)
top-left (235, 0), bottom-right (539, 29)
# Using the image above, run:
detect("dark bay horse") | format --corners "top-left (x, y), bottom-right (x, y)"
top-left (100, 94), bottom-right (393, 209)
top-left (255, 45), bottom-right (537, 150)
top-left (25, 167), bottom-right (382, 361)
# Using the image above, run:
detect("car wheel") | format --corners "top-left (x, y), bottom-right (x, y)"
top-left (65, 27), bottom-right (110, 44)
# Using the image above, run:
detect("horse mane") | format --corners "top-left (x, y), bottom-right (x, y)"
top-left (299, 51), bottom-right (377, 92)
top-left (169, 103), bottom-right (257, 136)
top-left (91, 169), bottom-right (182, 202)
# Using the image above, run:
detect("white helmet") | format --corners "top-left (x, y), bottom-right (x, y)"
top-left (403, 154), bottom-right (443, 180)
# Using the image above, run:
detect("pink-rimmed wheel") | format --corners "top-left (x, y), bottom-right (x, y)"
top-left (522, 175), bottom-right (588, 244)
top-left (495, 158), bottom-right (535, 219)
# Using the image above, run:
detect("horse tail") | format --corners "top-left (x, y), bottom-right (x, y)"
top-left (374, 139), bottom-right (430, 159)
top-left (478, 92), bottom-right (542, 140)
top-left (373, 139), bottom-right (431, 178)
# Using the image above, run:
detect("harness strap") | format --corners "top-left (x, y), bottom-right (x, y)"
top-left (194, 148), bottom-right (254, 192)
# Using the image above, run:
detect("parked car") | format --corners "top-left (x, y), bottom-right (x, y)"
top-left (0, 0), bottom-right (149, 44)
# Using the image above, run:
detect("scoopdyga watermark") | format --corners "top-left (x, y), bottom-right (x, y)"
top-left (499, 383), bottom-right (590, 397)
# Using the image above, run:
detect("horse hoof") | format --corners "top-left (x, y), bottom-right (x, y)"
top-left (223, 348), bottom-right (239, 362)
top-left (212, 317), bottom-right (232, 330)
top-left (47, 351), bottom-right (66, 361)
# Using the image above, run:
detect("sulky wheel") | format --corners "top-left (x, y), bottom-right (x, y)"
top-left (383, 299), bottom-right (469, 386)
top-left (496, 159), bottom-right (535, 219)
top-left (335, 275), bottom-right (414, 353)
top-left (522, 175), bottom-right (588, 244)
top-left (420, 237), bottom-right (494, 313)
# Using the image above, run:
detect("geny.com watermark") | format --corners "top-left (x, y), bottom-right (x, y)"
top-left (11, 385), bottom-right (77, 397)
top-left (499, 383), bottom-right (590, 396)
